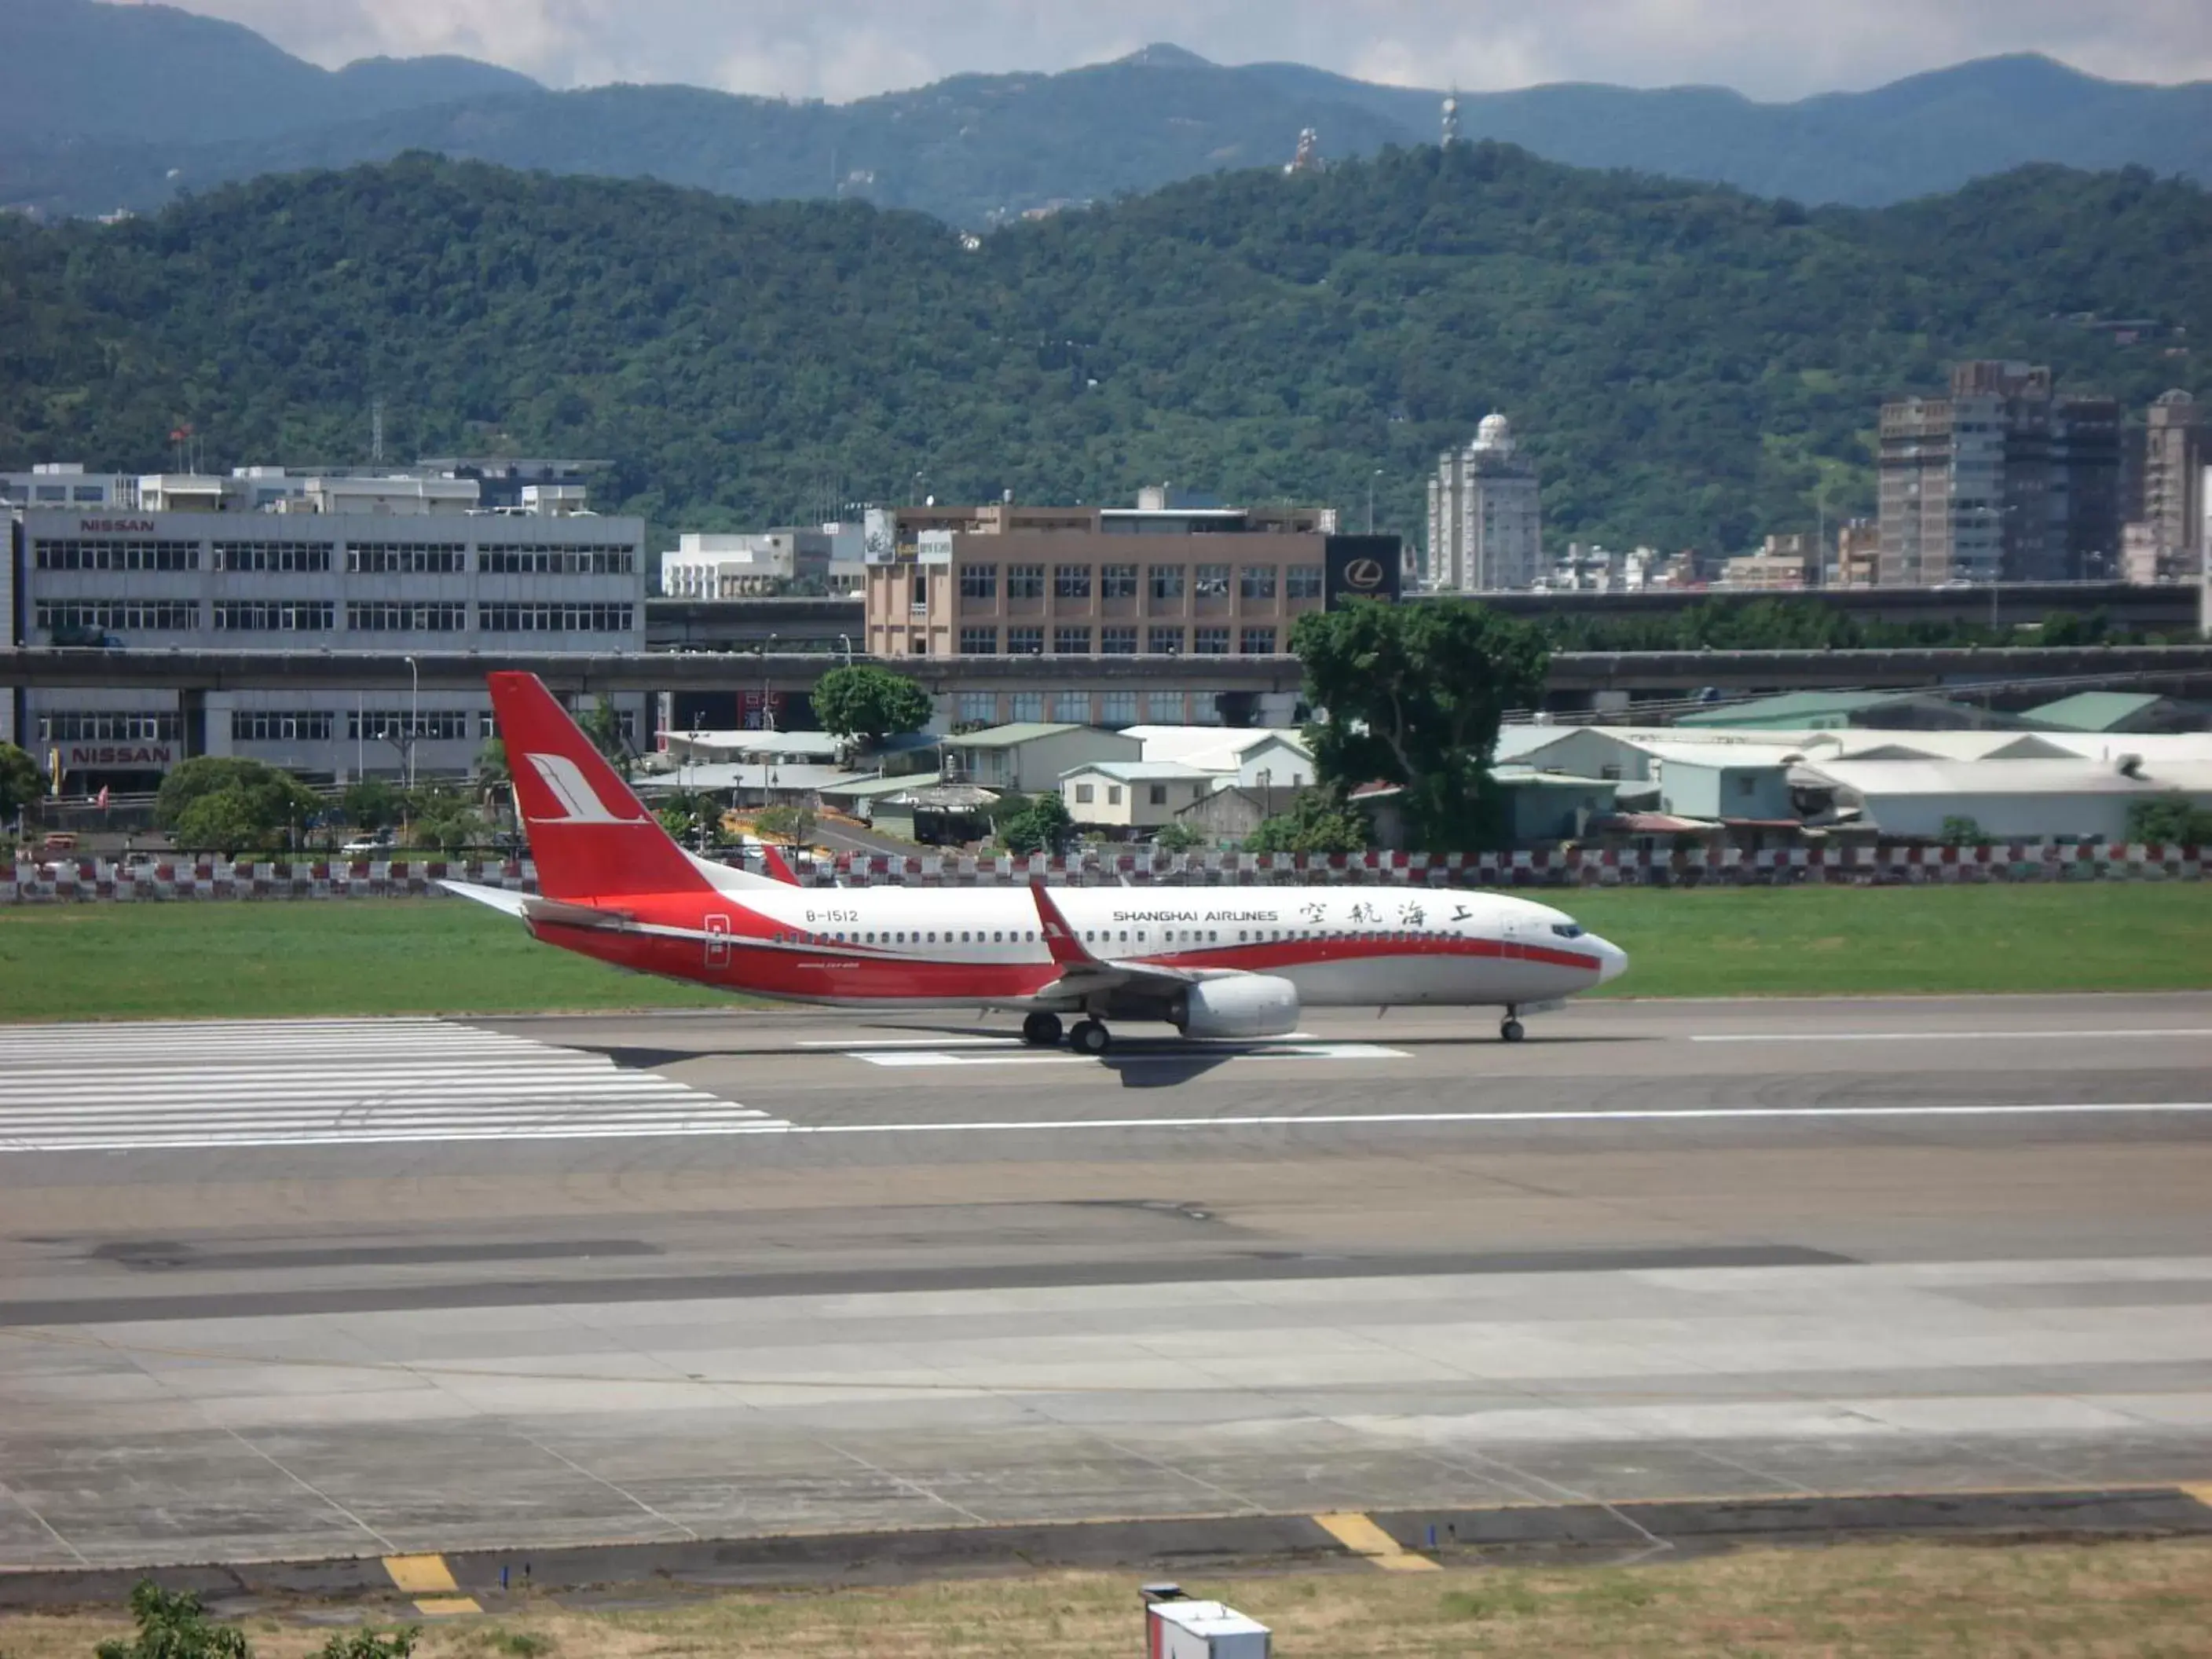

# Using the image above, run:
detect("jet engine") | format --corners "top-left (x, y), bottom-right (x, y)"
top-left (1171, 975), bottom-right (1301, 1038)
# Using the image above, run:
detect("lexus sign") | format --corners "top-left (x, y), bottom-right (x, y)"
top-left (1323, 534), bottom-right (1403, 608)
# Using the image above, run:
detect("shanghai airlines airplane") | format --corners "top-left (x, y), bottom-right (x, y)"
top-left (444, 672), bottom-right (1628, 1053)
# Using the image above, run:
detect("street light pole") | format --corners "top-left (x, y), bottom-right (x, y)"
top-left (403, 655), bottom-right (419, 790)
top-left (1367, 469), bottom-right (1382, 535)
top-left (839, 633), bottom-right (853, 668)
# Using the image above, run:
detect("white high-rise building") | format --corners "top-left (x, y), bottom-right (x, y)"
top-left (1424, 412), bottom-right (1543, 591)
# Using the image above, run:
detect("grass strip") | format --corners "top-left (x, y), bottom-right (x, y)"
top-left (2, 884), bottom-right (2208, 1022)
top-left (3, 1540), bottom-right (2210, 1657)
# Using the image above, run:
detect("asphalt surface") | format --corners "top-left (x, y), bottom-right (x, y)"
top-left (2, 993), bottom-right (2210, 1574)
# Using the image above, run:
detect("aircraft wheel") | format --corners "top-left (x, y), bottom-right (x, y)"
top-left (1021, 1011), bottom-right (1064, 1048)
top-left (1070, 1019), bottom-right (1111, 1057)
top-left (1500, 1018), bottom-right (1525, 1043)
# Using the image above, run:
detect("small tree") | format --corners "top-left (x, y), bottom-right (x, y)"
top-left (475, 737), bottom-right (511, 789)
top-left (998, 793), bottom-right (1075, 855)
top-left (1938, 815), bottom-right (1993, 847)
top-left (156, 757), bottom-right (321, 851)
top-left (812, 665), bottom-right (932, 744)
top-left (1244, 795), bottom-right (1373, 855)
top-left (2126, 793), bottom-right (2212, 845)
top-left (754, 801), bottom-right (816, 846)
top-left (1152, 819), bottom-right (1204, 852)
top-left (580, 695), bottom-right (635, 778)
top-left (341, 777), bottom-right (403, 832)
top-left (0, 740), bottom-right (40, 823)
top-left (97, 1580), bottom-right (251, 1659)
top-left (317, 1629), bottom-right (419, 1659)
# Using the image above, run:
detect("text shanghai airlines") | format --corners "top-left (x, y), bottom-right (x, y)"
top-left (445, 672), bottom-right (1630, 1053)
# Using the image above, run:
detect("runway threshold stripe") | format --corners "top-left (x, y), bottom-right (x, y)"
top-left (1690, 1028), bottom-right (2210, 1044)
top-left (771, 1101), bottom-right (2212, 1135)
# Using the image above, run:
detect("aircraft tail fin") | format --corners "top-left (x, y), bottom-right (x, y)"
top-left (488, 671), bottom-right (707, 901)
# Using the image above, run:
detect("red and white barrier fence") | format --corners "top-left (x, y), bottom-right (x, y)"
top-left (3, 843), bottom-right (2203, 902)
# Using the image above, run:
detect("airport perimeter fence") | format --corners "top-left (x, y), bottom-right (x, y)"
top-left (2, 841), bottom-right (2205, 901)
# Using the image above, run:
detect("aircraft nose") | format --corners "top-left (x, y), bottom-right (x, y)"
top-left (1590, 934), bottom-right (1629, 983)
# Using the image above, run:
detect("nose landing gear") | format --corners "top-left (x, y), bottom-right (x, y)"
top-left (1500, 1008), bottom-right (1525, 1043)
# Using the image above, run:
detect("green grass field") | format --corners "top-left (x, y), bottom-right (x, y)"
top-left (1, 884), bottom-right (2207, 1021)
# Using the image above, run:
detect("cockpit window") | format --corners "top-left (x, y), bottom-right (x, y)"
top-left (1551, 922), bottom-right (1585, 939)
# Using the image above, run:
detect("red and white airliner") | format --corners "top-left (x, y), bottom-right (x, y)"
top-left (445, 672), bottom-right (1628, 1053)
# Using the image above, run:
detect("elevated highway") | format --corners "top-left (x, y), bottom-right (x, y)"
top-left (6, 643), bottom-right (2211, 700)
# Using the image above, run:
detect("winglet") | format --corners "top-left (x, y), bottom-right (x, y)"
top-left (758, 841), bottom-right (800, 884)
top-left (1030, 880), bottom-right (1101, 967)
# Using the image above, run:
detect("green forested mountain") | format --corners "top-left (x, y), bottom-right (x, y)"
top-left (4, 10), bottom-right (2209, 225)
top-left (2, 146), bottom-right (2207, 555)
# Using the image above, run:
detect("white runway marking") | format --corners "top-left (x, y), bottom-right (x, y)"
top-left (846, 1042), bottom-right (1409, 1068)
top-left (1690, 1028), bottom-right (2210, 1044)
top-left (760, 1100), bottom-right (2212, 1136)
top-left (0, 1019), bottom-right (786, 1151)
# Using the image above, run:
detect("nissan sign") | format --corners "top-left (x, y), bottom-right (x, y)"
top-left (1323, 534), bottom-right (1403, 608)
top-left (63, 742), bottom-right (177, 771)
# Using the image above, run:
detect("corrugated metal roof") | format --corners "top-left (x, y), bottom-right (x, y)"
top-left (943, 722), bottom-right (1086, 748)
top-left (2023, 691), bottom-right (2163, 731)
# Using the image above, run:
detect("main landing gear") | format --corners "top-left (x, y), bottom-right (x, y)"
top-left (1070, 1018), bottom-right (1112, 1057)
top-left (1500, 1007), bottom-right (1525, 1043)
top-left (1021, 1011), bottom-right (1063, 1048)
top-left (1022, 1011), bottom-right (1112, 1054)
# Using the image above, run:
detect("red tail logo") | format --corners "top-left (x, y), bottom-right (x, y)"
top-left (489, 672), bottom-right (705, 901)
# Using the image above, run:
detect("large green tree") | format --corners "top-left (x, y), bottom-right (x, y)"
top-left (1292, 599), bottom-right (1547, 851)
top-left (154, 756), bottom-right (322, 851)
top-left (811, 665), bottom-right (933, 743)
top-left (1243, 795), bottom-right (1373, 855)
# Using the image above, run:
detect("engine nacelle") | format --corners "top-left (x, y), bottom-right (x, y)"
top-left (1172, 975), bottom-right (1302, 1039)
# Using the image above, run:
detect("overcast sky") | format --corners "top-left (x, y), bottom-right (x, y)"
top-left (147, 0), bottom-right (2212, 103)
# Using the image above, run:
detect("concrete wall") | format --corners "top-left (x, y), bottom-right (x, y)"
top-left (1658, 760), bottom-right (1794, 821)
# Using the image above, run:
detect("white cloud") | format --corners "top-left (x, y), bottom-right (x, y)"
top-left (131, 0), bottom-right (2212, 99)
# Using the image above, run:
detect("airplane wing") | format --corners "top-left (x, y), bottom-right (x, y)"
top-left (1027, 880), bottom-right (1210, 1002)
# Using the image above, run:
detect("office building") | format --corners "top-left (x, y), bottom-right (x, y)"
top-left (2125, 390), bottom-right (2205, 585)
top-left (859, 496), bottom-right (1377, 662)
top-left (0, 463), bottom-right (134, 510)
top-left (1877, 361), bottom-right (2122, 586)
top-left (1426, 412), bottom-right (1543, 591)
top-left (1834, 520), bottom-right (1881, 588)
top-left (1718, 533), bottom-right (1816, 591)
top-left (13, 488), bottom-right (646, 790)
top-left (661, 530), bottom-right (834, 598)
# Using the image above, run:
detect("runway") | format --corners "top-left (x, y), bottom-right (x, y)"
top-left (2, 992), bottom-right (2210, 1572)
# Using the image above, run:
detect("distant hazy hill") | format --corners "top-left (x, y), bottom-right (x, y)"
top-left (2, 7), bottom-right (2208, 223)
top-left (0, 0), bottom-right (538, 146)
top-left (4, 148), bottom-right (2205, 556)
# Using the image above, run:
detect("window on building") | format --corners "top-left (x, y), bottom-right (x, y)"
top-left (214, 541), bottom-right (334, 573)
top-left (37, 711), bottom-right (181, 742)
top-left (1734, 774), bottom-right (1756, 798)
top-left (1108, 785), bottom-right (1123, 805)
top-left (1286, 565), bottom-right (1324, 599)
top-left (1054, 565), bottom-right (1092, 599)
top-left (476, 603), bottom-right (634, 632)
top-left (1100, 625), bottom-right (1138, 654)
top-left (346, 602), bottom-right (468, 632)
top-left (1053, 624), bottom-right (1092, 654)
top-left (1006, 625), bottom-right (1045, 654)
top-left (1240, 565), bottom-right (1278, 600)
top-left (959, 563), bottom-right (998, 599)
top-left (38, 601), bottom-right (200, 633)
top-left (1010, 691), bottom-right (1044, 722)
top-left (1192, 626), bottom-right (1231, 655)
top-left (1238, 626), bottom-right (1276, 654)
top-left (214, 601), bottom-right (335, 632)
top-left (958, 626), bottom-right (999, 655)
top-left (1053, 691), bottom-right (1089, 723)
top-left (1006, 563), bottom-right (1046, 599)
top-left (1101, 563), bottom-right (1139, 599)
top-left (231, 710), bottom-right (335, 742)
top-left (1099, 690), bottom-right (1137, 724)
top-left (35, 540), bottom-right (200, 572)
top-left (1193, 563), bottom-right (1231, 597)
top-left (1147, 626), bottom-right (1184, 654)
top-left (958, 690), bottom-right (997, 724)
top-left (1148, 784), bottom-right (1169, 806)
top-left (347, 710), bottom-right (473, 742)
top-left (71, 485), bottom-right (105, 503)
top-left (1145, 692), bottom-right (1184, 722)
top-left (1075, 783), bottom-right (1095, 804)
top-left (346, 544), bottom-right (467, 574)
top-left (477, 545), bottom-right (635, 575)
top-left (1148, 566), bottom-right (1185, 602)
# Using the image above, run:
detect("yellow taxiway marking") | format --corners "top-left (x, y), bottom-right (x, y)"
top-left (2181, 1483), bottom-right (2212, 1511)
top-left (383, 1555), bottom-right (482, 1615)
top-left (1313, 1511), bottom-right (1440, 1571)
